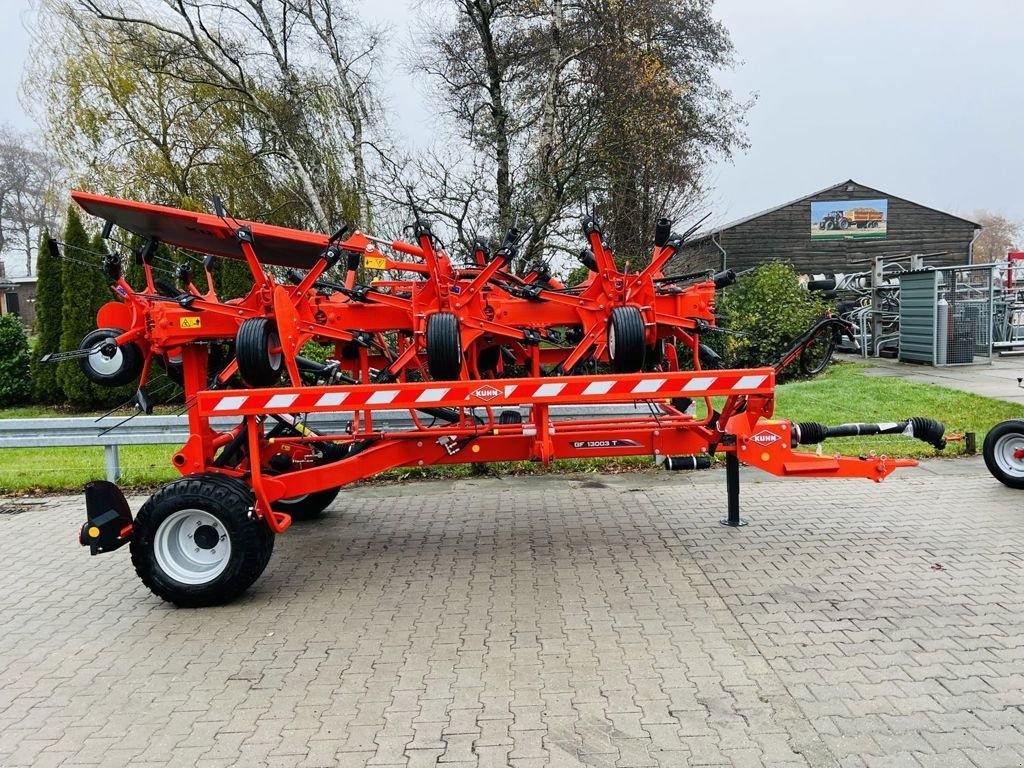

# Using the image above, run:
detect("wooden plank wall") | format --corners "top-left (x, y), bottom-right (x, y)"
top-left (675, 181), bottom-right (978, 277)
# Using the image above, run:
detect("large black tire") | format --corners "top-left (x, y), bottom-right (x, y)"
top-left (426, 312), bottom-right (462, 380)
top-left (79, 328), bottom-right (143, 387)
top-left (799, 324), bottom-right (840, 377)
top-left (608, 306), bottom-right (646, 373)
top-left (272, 487), bottom-right (340, 521)
top-left (130, 473), bottom-right (274, 607)
top-left (839, 218), bottom-right (849, 230)
top-left (237, 318), bottom-right (283, 387)
top-left (983, 420), bottom-right (1024, 490)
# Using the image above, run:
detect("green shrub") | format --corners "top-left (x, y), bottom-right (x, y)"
top-left (0, 314), bottom-right (32, 407)
top-left (708, 262), bottom-right (830, 379)
top-left (30, 228), bottom-right (64, 403)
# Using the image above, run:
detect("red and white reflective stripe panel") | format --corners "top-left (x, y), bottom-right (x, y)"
top-left (204, 372), bottom-right (770, 414)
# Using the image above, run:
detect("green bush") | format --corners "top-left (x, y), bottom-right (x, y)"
top-left (0, 314), bottom-right (32, 407)
top-left (708, 262), bottom-right (830, 379)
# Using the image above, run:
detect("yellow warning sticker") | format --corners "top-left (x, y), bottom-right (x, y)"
top-left (179, 317), bottom-right (202, 329)
top-left (364, 255), bottom-right (387, 270)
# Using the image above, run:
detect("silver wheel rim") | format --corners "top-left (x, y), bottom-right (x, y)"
top-left (268, 331), bottom-right (283, 370)
top-left (278, 494), bottom-right (309, 506)
top-left (994, 433), bottom-right (1024, 478)
top-left (88, 344), bottom-right (124, 376)
top-left (154, 509), bottom-right (232, 585)
top-left (608, 323), bottom-right (616, 358)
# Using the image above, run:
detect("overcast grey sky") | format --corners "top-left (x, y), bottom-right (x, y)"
top-left (5, 0), bottom-right (1023, 226)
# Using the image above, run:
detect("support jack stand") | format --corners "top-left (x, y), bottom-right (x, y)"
top-left (721, 452), bottom-right (748, 527)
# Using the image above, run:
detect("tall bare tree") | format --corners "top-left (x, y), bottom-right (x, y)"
top-left (0, 126), bottom-right (61, 276)
top-left (411, 0), bottom-right (750, 273)
top-left (33, 0), bottom-right (381, 232)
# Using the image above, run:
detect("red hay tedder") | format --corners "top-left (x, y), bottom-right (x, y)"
top-left (58, 191), bottom-right (948, 606)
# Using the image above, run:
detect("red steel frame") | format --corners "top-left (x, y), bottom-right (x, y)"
top-left (172, 356), bottom-right (915, 534)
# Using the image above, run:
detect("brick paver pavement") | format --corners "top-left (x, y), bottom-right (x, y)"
top-left (0, 459), bottom-right (1021, 767)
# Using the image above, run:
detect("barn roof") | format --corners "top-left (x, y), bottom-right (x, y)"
top-left (688, 179), bottom-right (981, 243)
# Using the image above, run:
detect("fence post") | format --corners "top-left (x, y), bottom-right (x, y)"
top-left (104, 445), bottom-right (121, 482)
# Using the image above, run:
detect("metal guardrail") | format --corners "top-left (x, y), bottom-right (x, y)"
top-left (0, 404), bottom-right (661, 482)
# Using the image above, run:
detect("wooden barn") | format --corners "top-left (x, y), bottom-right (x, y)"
top-left (674, 179), bottom-right (981, 276)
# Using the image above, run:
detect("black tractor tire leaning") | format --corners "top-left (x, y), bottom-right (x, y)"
top-left (983, 419), bottom-right (1024, 490)
top-left (272, 487), bottom-right (340, 521)
top-left (236, 318), bottom-right (283, 387)
top-left (608, 306), bottom-right (646, 373)
top-left (130, 473), bottom-right (275, 607)
top-left (79, 328), bottom-right (144, 387)
top-left (426, 312), bottom-right (462, 380)
top-left (498, 410), bottom-right (522, 425)
top-left (799, 324), bottom-right (840, 377)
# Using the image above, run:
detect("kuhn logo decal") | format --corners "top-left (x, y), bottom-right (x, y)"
top-left (471, 386), bottom-right (500, 402)
top-left (750, 430), bottom-right (779, 446)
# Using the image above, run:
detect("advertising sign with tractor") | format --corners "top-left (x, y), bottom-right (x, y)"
top-left (810, 198), bottom-right (888, 240)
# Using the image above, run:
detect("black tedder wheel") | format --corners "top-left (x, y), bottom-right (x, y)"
top-left (608, 306), bottom-right (646, 373)
top-left (237, 318), bottom-right (283, 387)
top-left (498, 410), bottom-right (522, 425)
top-left (983, 420), bottom-right (1024, 490)
top-left (272, 487), bottom-right (340, 521)
top-left (426, 312), bottom-right (462, 380)
top-left (477, 345), bottom-right (501, 375)
top-left (645, 338), bottom-right (666, 370)
top-left (130, 473), bottom-right (275, 607)
top-left (79, 328), bottom-right (143, 387)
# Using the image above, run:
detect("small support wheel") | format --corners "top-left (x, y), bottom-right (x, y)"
top-left (79, 328), bottom-right (143, 387)
top-left (426, 312), bottom-right (462, 380)
top-left (608, 306), bottom-right (646, 373)
top-left (130, 473), bottom-right (274, 607)
top-left (983, 420), bottom-right (1024, 489)
top-left (237, 318), bottom-right (283, 386)
top-left (272, 487), bottom-right (340, 521)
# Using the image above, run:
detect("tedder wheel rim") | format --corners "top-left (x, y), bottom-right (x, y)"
top-left (153, 508), bottom-right (233, 585)
top-left (992, 433), bottom-right (1024, 479)
top-left (268, 330), bottom-right (283, 370)
top-left (88, 345), bottom-right (125, 376)
top-left (608, 323), bottom-right (616, 359)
